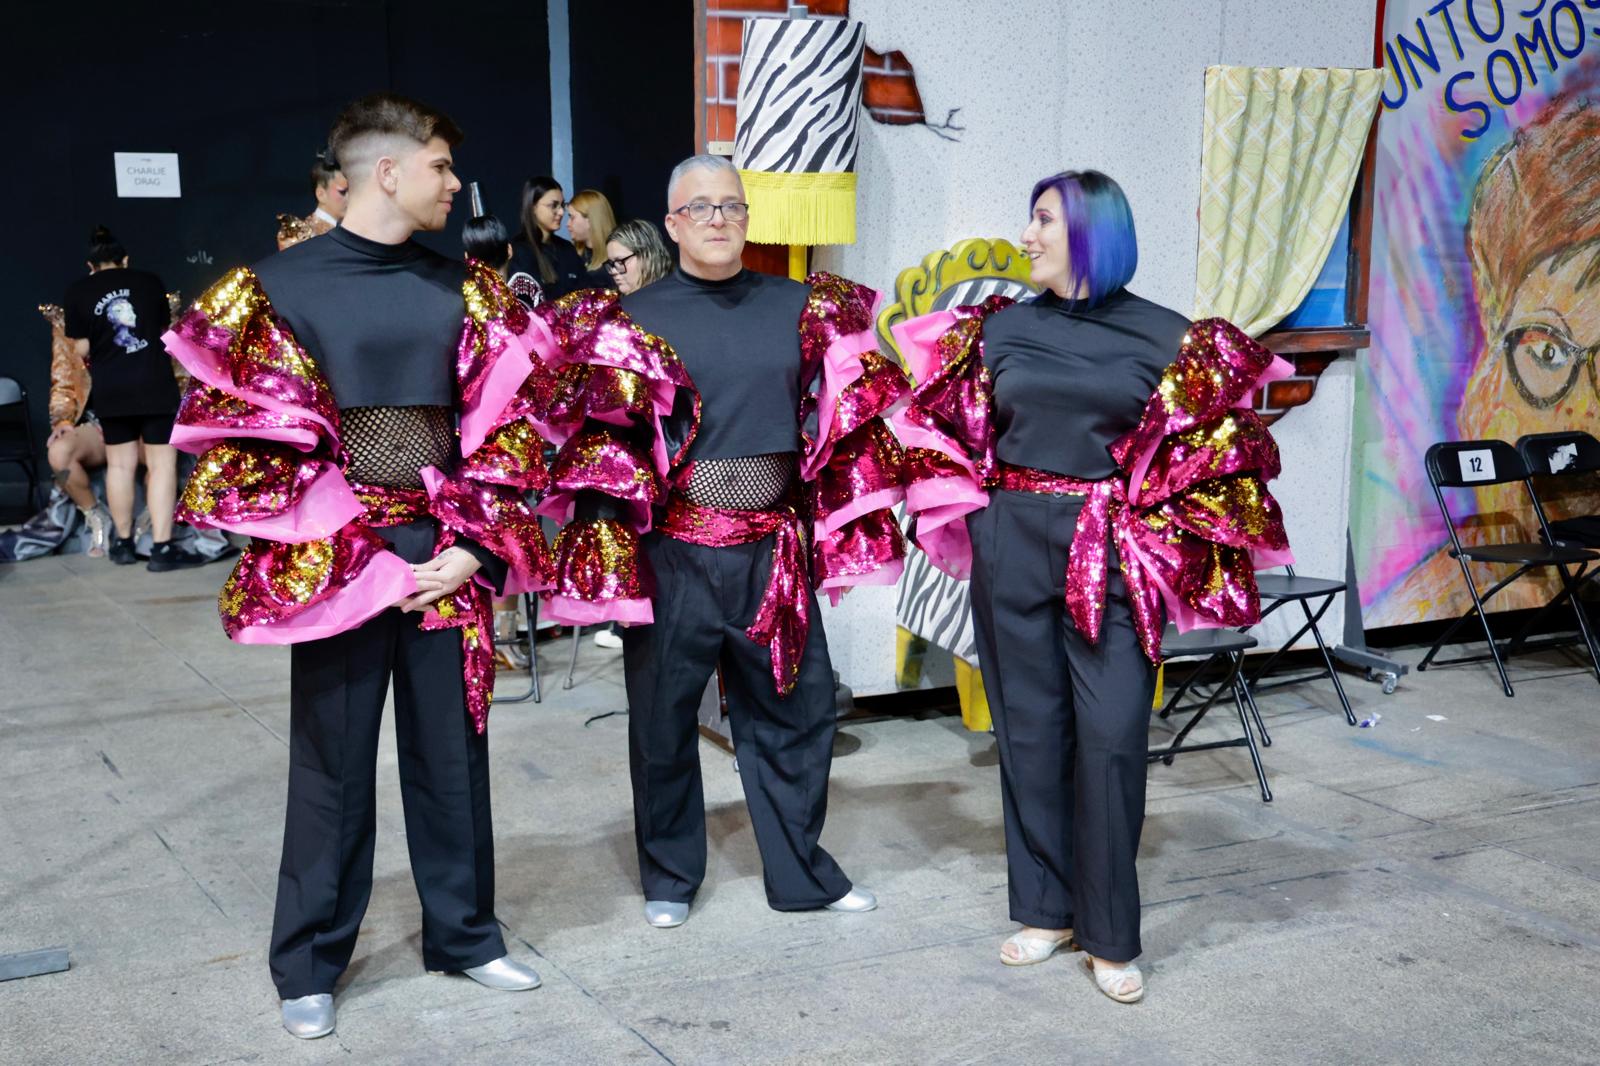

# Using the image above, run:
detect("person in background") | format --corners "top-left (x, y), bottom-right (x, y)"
top-left (41, 303), bottom-right (111, 556)
top-left (276, 150), bottom-right (349, 250)
top-left (61, 227), bottom-right (203, 571)
top-left (464, 208), bottom-right (541, 308)
top-left (509, 176), bottom-right (587, 300)
top-left (603, 218), bottom-right (673, 296)
top-left (567, 188), bottom-right (618, 286)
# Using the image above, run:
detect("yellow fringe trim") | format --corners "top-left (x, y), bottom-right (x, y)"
top-left (739, 170), bottom-right (857, 246)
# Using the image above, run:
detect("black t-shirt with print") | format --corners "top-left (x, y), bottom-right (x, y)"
top-left (62, 267), bottom-right (178, 417)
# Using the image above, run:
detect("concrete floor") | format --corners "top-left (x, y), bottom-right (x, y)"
top-left (3, 553), bottom-right (1599, 1066)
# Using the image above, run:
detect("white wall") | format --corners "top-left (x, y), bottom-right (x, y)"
top-left (817, 0), bottom-right (1378, 693)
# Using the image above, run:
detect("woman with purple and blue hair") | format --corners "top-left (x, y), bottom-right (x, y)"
top-left (892, 170), bottom-right (1291, 1003)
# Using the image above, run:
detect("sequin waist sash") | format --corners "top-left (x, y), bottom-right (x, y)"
top-left (348, 481), bottom-right (500, 720)
top-left (658, 491), bottom-right (810, 697)
top-left (994, 462), bottom-right (1164, 664)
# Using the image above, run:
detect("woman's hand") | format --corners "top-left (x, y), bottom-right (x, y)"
top-left (397, 547), bottom-right (482, 612)
top-left (47, 423), bottom-right (73, 448)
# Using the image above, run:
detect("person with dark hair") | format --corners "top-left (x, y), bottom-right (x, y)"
top-left (462, 201), bottom-right (541, 307)
top-left (166, 92), bottom-right (551, 1039)
top-left (532, 154), bottom-right (908, 929)
top-left (462, 213), bottom-right (512, 266)
top-left (276, 150), bottom-right (348, 250)
top-left (893, 170), bottom-right (1292, 1003)
top-left (509, 176), bottom-right (587, 299)
top-left (61, 226), bottom-right (203, 570)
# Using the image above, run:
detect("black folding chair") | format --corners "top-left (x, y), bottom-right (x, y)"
top-left (1509, 431), bottom-right (1600, 659)
top-left (0, 376), bottom-right (43, 516)
top-left (1517, 431), bottom-right (1600, 550)
top-left (1150, 627), bottom-right (1272, 803)
top-left (1419, 439), bottom-right (1600, 696)
top-left (493, 592), bottom-right (542, 704)
top-left (1245, 567), bottom-right (1358, 726)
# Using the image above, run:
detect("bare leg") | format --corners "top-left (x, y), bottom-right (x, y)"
top-left (104, 442), bottom-right (141, 538)
top-left (47, 427), bottom-right (102, 513)
top-left (143, 443), bottom-right (179, 543)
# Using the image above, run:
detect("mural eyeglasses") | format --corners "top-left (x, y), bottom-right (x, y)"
top-left (1502, 324), bottom-right (1600, 409)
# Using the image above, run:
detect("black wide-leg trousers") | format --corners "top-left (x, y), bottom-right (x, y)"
top-left (622, 532), bottom-right (853, 910)
top-left (968, 490), bottom-right (1156, 962)
top-left (268, 521), bottom-right (505, 999)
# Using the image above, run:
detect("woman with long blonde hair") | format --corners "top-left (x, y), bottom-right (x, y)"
top-left (567, 189), bottom-right (618, 273)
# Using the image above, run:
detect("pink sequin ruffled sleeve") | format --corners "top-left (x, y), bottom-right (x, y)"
top-left (1103, 318), bottom-right (1295, 650)
top-left (417, 261), bottom-right (556, 597)
top-left (163, 268), bottom-right (415, 643)
top-left (529, 290), bottom-right (700, 625)
top-left (885, 296), bottom-right (1014, 580)
top-left (798, 272), bottom-right (912, 602)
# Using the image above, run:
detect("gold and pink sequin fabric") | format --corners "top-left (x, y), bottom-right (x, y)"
top-left (170, 265), bottom-right (557, 734)
top-left (548, 518), bottom-right (648, 608)
top-left (906, 306), bottom-right (1289, 664)
top-left (798, 272), bottom-right (911, 598)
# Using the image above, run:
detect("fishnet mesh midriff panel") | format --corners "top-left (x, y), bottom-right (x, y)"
top-left (680, 452), bottom-right (796, 510)
top-left (341, 405), bottom-right (456, 489)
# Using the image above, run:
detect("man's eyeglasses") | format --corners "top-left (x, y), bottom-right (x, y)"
top-left (1502, 323), bottom-right (1600, 409)
top-left (603, 252), bottom-right (636, 275)
top-left (671, 200), bottom-right (750, 224)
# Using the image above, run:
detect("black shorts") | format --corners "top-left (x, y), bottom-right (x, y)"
top-left (98, 413), bottom-right (175, 446)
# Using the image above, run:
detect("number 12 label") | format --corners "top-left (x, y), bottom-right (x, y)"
top-left (1458, 449), bottom-right (1496, 482)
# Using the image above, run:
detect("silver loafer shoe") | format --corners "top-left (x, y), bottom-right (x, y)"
top-left (825, 886), bottom-right (878, 912)
top-left (644, 900), bottom-right (689, 928)
top-left (461, 955), bottom-right (542, 991)
top-left (281, 993), bottom-right (335, 1039)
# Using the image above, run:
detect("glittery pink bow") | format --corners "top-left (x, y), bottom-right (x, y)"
top-left (658, 494), bottom-right (809, 697)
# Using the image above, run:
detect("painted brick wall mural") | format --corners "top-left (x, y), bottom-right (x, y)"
top-left (703, 0), bottom-right (933, 148)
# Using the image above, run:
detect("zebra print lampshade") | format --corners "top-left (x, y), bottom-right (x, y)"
top-left (733, 16), bottom-right (865, 246)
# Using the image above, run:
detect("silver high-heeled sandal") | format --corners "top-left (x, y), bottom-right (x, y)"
top-left (1086, 956), bottom-right (1144, 1003)
top-left (999, 929), bottom-right (1075, 966)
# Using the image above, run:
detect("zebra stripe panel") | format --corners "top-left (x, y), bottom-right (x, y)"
top-left (734, 18), bottom-right (864, 175)
top-left (897, 545), bottom-right (979, 663)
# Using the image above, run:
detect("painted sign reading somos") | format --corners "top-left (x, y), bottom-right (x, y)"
top-left (1381, 0), bottom-right (1600, 137)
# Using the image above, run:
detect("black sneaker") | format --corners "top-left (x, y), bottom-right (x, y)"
top-left (109, 535), bottom-right (138, 566)
top-left (147, 541), bottom-right (207, 572)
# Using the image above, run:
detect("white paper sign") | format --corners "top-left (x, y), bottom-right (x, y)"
top-left (1458, 448), bottom-right (1496, 483)
top-left (114, 153), bottom-right (181, 198)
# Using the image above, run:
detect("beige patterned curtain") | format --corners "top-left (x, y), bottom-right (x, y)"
top-left (1193, 66), bottom-right (1384, 338)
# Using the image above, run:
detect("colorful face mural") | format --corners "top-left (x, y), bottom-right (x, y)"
top-left (1356, 0), bottom-right (1600, 626)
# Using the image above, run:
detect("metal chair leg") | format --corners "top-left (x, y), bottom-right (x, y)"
top-left (490, 593), bottom-right (541, 704)
top-left (1236, 661), bottom-right (1270, 747)
top-left (1302, 597), bottom-right (1358, 725)
top-left (1233, 680), bottom-right (1273, 802)
top-left (1558, 564), bottom-right (1600, 684)
top-left (1455, 557), bottom-right (1516, 697)
top-left (563, 623), bottom-right (584, 690)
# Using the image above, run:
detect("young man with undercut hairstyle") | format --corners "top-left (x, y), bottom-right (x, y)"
top-left (166, 93), bottom-right (551, 1039)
